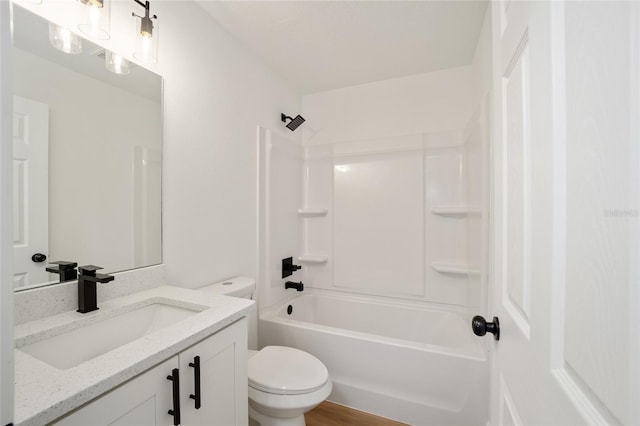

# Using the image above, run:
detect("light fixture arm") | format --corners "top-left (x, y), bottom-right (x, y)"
top-left (133, 0), bottom-right (152, 13)
top-left (132, 0), bottom-right (157, 37)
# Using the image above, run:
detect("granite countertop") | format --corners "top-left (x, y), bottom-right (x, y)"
top-left (14, 285), bottom-right (255, 426)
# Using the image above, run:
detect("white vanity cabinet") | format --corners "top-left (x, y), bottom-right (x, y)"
top-left (179, 319), bottom-right (248, 426)
top-left (53, 318), bottom-right (248, 426)
top-left (53, 356), bottom-right (177, 426)
top-left (180, 317), bottom-right (249, 426)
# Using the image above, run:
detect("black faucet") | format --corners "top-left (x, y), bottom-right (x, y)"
top-left (285, 281), bottom-right (304, 292)
top-left (46, 261), bottom-right (78, 283)
top-left (77, 265), bottom-right (115, 313)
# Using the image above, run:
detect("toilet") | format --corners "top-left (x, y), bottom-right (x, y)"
top-left (248, 346), bottom-right (332, 426)
top-left (198, 277), bottom-right (332, 426)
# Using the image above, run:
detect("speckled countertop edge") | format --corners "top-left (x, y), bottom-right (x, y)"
top-left (14, 285), bottom-right (255, 426)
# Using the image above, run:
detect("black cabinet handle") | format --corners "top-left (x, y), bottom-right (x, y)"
top-left (189, 356), bottom-right (202, 409)
top-left (472, 315), bottom-right (500, 340)
top-left (31, 253), bottom-right (47, 263)
top-left (167, 368), bottom-right (181, 425)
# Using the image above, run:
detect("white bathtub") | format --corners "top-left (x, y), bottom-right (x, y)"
top-left (259, 291), bottom-right (488, 425)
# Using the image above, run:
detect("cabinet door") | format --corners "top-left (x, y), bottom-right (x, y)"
top-left (180, 318), bottom-right (248, 426)
top-left (53, 356), bottom-right (179, 426)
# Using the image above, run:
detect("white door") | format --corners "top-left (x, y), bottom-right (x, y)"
top-left (488, 1), bottom-right (639, 425)
top-left (12, 96), bottom-right (49, 289)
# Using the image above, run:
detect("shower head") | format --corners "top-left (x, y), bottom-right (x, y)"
top-left (281, 113), bottom-right (306, 131)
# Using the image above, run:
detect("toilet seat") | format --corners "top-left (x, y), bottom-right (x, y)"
top-left (248, 346), bottom-right (329, 395)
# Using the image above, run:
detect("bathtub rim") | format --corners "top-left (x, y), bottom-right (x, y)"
top-left (259, 288), bottom-right (487, 362)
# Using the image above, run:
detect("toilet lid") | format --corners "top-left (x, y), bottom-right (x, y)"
top-left (248, 346), bottom-right (329, 395)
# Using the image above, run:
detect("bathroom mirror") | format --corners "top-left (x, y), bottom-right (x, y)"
top-left (12, 5), bottom-right (162, 291)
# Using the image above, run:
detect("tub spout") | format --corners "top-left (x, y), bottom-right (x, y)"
top-left (285, 281), bottom-right (304, 292)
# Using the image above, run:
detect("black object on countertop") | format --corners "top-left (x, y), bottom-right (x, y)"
top-left (76, 265), bottom-right (114, 313)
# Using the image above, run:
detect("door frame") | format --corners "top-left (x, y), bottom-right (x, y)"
top-left (0, 0), bottom-right (15, 424)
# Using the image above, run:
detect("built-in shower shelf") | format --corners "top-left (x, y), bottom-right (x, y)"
top-left (430, 206), bottom-right (468, 217)
top-left (431, 262), bottom-right (479, 275)
top-left (298, 208), bottom-right (328, 217)
top-left (298, 255), bottom-right (328, 264)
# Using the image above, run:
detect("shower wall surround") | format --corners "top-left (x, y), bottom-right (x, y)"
top-left (300, 131), bottom-right (474, 306)
top-left (292, 64), bottom-right (490, 309)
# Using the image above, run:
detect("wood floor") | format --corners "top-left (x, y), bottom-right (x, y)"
top-left (305, 401), bottom-right (408, 426)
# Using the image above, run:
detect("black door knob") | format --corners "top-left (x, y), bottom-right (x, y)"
top-left (472, 315), bottom-right (500, 340)
top-left (31, 253), bottom-right (47, 263)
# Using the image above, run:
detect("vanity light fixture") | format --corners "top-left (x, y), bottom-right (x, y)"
top-left (78, 0), bottom-right (111, 40)
top-left (105, 51), bottom-right (131, 75)
top-left (49, 23), bottom-right (83, 54)
top-left (132, 0), bottom-right (158, 63)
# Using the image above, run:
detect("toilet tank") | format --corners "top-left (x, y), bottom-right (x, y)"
top-left (197, 276), bottom-right (256, 299)
top-left (197, 276), bottom-right (257, 349)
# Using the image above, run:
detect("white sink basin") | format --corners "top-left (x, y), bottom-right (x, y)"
top-left (19, 303), bottom-right (201, 369)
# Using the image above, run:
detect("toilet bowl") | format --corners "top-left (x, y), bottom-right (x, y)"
top-left (248, 346), bottom-right (332, 426)
top-left (198, 277), bottom-right (332, 426)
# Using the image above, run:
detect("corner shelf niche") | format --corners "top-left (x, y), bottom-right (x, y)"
top-left (298, 208), bottom-right (328, 217)
top-left (431, 262), bottom-right (480, 276)
top-left (298, 255), bottom-right (328, 264)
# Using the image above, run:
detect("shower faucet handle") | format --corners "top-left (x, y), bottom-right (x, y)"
top-left (282, 257), bottom-right (302, 278)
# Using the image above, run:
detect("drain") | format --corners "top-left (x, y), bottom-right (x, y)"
top-left (287, 305), bottom-right (293, 315)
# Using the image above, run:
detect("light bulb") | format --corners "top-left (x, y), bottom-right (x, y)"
top-left (140, 14), bottom-right (153, 38)
top-left (78, 0), bottom-right (110, 40)
top-left (49, 23), bottom-right (82, 54)
top-left (105, 51), bottom-right (131, 75)
top-left (79, 0), bottom-right (103, 7)
top-left (133, 13), bottom-right (158, 63)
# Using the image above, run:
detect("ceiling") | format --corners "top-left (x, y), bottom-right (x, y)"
top-left (197, 0), bottom-right (489, 94)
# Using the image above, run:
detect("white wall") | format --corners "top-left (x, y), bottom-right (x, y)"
top-left (466, 7), bottom-right (492, 312)
top-left (158, 2), bottom-right (301, 288)
top-left (470, 8), bottom-right (493, 108)
top-left (13, 0), bottom-right (301, 289)
top-left (301, 66), bottom-right (472, 145)
top-left (13, 48), bottom-right (161, 275)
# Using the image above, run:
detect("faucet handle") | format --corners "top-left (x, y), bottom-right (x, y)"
top-left (47, 260), bottom-right (78, 270)
top-left (78, 265), bottom-right (103, 276)
top-left (46, 261), bottom-right (78, 283)
top-left (282, 257), bottom-right (303, 279)
top-left (78, 265), bottom-right (114, 283)
top-left (94, 273), bottom-right (115, 283)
